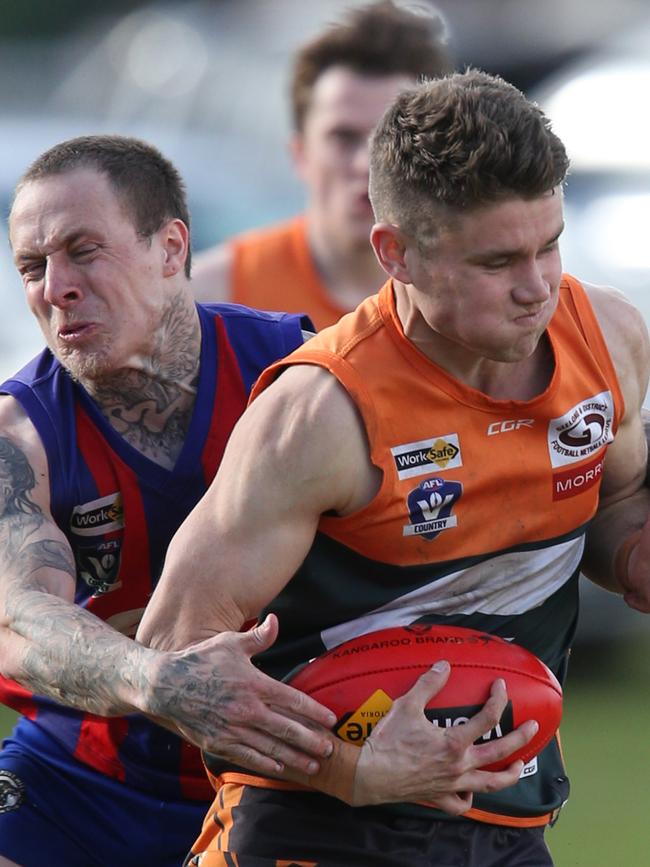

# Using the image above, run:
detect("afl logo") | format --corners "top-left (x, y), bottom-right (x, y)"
top-left (0, 770), bottom-right (25, 813)
top-left (548, 391), bottom-right (614, 468)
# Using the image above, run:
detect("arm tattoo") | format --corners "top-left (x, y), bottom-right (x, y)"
top-left (14, 591), bottom-right (150, 715)
top-left (0, 436), bottom-right (150, 716)
top-left (16, 539), bottom-right (76, 579)
top-left (147, 650), bottom-right (235, 744)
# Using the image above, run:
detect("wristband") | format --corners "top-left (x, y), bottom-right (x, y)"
top-left (305, 737), bottom-right (359, 803)
top-left (613, 530), bottom-right (643, 587)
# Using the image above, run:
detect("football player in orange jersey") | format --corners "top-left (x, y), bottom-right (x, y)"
top-left (137, 70), bottom-right (650, 865)
top-left (191, 1), bottom-right (452, 329)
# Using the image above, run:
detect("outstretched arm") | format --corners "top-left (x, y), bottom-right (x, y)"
top-left (0, 395), bottom-right (334, 776)
top-left (138, 364), bottom-right (536, 810)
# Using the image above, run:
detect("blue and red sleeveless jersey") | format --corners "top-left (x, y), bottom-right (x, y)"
top-left (0, 302), bottom-right (310, 801)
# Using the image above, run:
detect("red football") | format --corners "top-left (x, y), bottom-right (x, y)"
top-left (288, 624), bottom-right (562, 771)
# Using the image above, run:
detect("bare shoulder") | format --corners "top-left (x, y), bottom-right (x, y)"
top-left (241, 364), bottom-right (381, 516)
top-left (0, 394), bottom-right (47, 460)
top-left (0, 394), bottom-right (51, 507)
top-left (584, 281), bottom-right (650, 406)
top-left (190, 242), bottom-right (233, 302)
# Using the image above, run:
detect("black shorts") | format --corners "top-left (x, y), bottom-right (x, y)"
top-left (185, 782), bottom-right (554, 867)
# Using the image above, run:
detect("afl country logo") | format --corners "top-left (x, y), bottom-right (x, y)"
top-left (0, 770), bottom-right (25, 813)
top-left (548, 391), bottom-right (614, 468)
top-left (404, 476), bottom-right (462, 540)
top-left (70, 493), bottom-right (124, 595)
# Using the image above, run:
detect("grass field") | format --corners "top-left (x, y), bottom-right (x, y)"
top-left (545, 633), bottom-right (650, 866)
top-left (1, 634), bottom-right (648, 865)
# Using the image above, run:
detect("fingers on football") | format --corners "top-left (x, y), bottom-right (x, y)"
top-left (451, 677), bottom-right (511, 746)
top-left (456, 758), bottom-right (526, 798)
top-left (397, 660), bottom-right (452, 708)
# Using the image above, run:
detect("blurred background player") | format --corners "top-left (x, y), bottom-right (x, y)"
top-left (191, 0), bottom-right (452, 329)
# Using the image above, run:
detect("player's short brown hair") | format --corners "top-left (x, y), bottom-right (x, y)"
top-left (369, 69), bottom-right (570, 244)
top-left (14, 134), bottom-right (192, 276)
top-left (290, 1), bottom-right (452, 132)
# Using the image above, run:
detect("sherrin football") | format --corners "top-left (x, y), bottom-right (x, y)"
top-left (288, 624), bottom-right (562, 771)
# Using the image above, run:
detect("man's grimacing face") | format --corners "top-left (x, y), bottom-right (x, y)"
top-left (396, 191), bottom-right (566, 365)
top-left (10, 168), bottom-right (176, 383)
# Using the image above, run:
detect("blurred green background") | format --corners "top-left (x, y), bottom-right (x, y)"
top-left (545, 631), bottom-right (650, 866)
top-left (1, 629), bottom-right (648, 866)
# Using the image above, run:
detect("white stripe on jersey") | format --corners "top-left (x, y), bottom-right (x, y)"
top-left (321, 534), bottom-right (584, 651)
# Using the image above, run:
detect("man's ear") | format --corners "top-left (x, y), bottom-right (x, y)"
top-left (370, 223), bottom-right (413, 283)
top-left (160, 219), bottom-right (189, 277)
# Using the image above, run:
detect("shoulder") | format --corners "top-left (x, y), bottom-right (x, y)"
top-left (191, 218), bottom-right (304, 304)
top-left (0, 393), bottom-right (49, 480)
top-left (246, 364), bottom-right (377, 515)
top-left (191, 242), bottom-right (233, 303)
top-left (584, 280), bottom-right (650, 407)
top-left (198, 301), bottom-right (312, 349)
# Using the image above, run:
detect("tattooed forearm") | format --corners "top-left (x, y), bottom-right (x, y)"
top-left (0, 435), bottom-right (155, 717)
top-left (7, 587), bottom-right (152, 716)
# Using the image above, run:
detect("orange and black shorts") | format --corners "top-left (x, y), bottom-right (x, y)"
top-left (183, 782), bottom-right (554, 867)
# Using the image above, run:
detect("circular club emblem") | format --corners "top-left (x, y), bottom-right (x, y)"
top-left (0, 770), bottom-right (25, 813)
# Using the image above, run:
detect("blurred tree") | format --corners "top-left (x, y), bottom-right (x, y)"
top-left (0, 0), bottom-right (152, 36)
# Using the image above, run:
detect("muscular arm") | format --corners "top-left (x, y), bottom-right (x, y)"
top-left (138, 365), bottom-right (535, 810)
top-left (581, 284), bottom-right (650, 601)
top-left (190, 242), bottom-right (232, 303)
top-left (0, 396), bottom-right (153, 716)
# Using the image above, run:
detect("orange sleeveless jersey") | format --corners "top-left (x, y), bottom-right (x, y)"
top-left (229, 215), bottom-right (345, 331)
top-left (256, 275), bottom-right (622, 568)
top-left (203, 275), bottom-right (624, 829)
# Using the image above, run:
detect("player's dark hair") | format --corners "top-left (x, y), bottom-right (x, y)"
top-left (290, 0), bottom-right (452, 132)
top-left (14, 135), bottom-right (192, 276)
top-left (369, 68), bottom-right (570, 243)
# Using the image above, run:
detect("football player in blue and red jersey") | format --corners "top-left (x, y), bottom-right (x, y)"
top-left (0, 134), bottom-right (335, 867)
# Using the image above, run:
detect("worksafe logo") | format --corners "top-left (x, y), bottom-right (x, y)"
top-left (548, 391), bottom-right (614, 468)
top-left (334, 689), bottom-right (394, 744)
top-left (391, 434), bottom-right (462, 480)
top-left (70, 492), bottom-right (124, 536)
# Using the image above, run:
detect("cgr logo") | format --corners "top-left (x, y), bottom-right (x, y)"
top-left (487, 419), bottom-right (534, 436)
